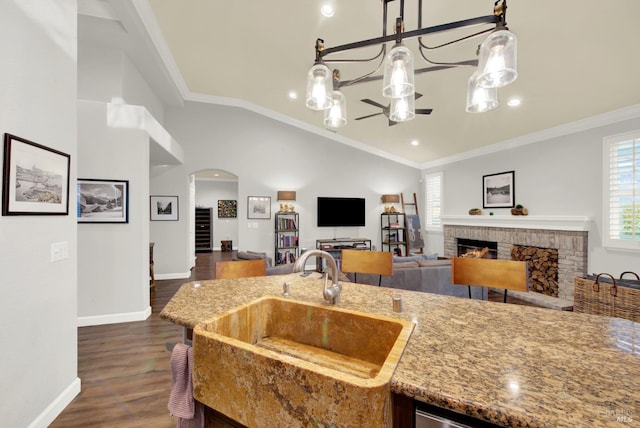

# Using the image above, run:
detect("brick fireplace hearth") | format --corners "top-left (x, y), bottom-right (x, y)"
top-left (442, 216), bottom-right (591, 307)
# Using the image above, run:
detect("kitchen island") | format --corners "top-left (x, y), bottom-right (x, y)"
top-left (160, 273), bottom-right (639, 427)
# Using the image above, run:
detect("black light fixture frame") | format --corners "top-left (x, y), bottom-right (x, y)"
top-left (313, 0), bottom-right (508, 89)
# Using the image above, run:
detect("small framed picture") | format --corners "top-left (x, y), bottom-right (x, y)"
top-left (2, 133), bottom-right (71, 215)
top-left (218, 199), bottom-right (237, 218)
top-left (151, 195), bottom-right (179, 221)
top-left (483, 170), bottom-right (515, 208)
top-left (248, 196), bottom-right (271, 219)
top-left (77, 179), bottom-right (129, 223)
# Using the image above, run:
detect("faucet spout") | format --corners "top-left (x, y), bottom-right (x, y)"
top-left (293, 250), bottom-right (342, 305)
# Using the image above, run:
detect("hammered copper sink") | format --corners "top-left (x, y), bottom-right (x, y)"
top-left (193, 296), bottom-right (414, 427)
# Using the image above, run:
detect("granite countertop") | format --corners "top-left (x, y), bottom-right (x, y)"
top-left (160, 273), bottom-right (640, 427)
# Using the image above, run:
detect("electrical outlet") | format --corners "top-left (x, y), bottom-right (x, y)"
top-left (51, 241), bottom-right (69, 262)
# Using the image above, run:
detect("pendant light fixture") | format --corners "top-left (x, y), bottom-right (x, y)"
top-left (305, 61), bottom-right (333, 111)
top-left (476, 29), bottom-right (518, 88)
top-left (324, 70), bottom-right (347, 127)
top-left (324, 90), bottom-right (347, 127)
top-left (305, 0), bottom-right (517, 127)
top-left (466, 72), bottom-right (498, 113)
top-left (305, 39), bottom-right (333, 111)
top-left (390, 93), bottom-right (415, 122)
top-left (383, 18), bottom-right (415, 99)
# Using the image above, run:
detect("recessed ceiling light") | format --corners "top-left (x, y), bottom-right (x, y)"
top-left (321, 4), bottom-right (334, 17)
top-left (411, 139), bottom-right (419, 146)
top-left (288, 91), bottom-right (298, 100)
top-left (507, 98), bottom-right (521, 107)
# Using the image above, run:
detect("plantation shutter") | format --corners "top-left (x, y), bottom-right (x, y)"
top-left (605, 132), bottom-right (640, 248)
top-left (425, 172), bottom-right (442, 229)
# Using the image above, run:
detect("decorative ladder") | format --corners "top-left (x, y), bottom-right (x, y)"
top-left (401, 192), bottom-right (424, 254)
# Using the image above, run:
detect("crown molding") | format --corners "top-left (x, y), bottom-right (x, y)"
top-left (420, 104), bottom-right (640, 170)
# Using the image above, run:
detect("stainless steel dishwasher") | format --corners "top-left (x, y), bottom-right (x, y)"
top-left (416, 409), bottom-right (475, 428)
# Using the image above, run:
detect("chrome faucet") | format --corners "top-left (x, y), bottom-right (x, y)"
top-left (293, 250), bottom-right (342, 305)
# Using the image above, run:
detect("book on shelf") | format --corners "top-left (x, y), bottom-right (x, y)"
top-left (278, 235), bottom-right (299, 248)
top-left (278, 217), bottom-right (297, 230)
top-left (277, 250), bottom-right (297, 264)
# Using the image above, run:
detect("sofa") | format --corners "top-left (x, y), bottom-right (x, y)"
top-left (345, 256), bottom-right (487, 300)
top-left (236, 250), bottom-right (273, 267)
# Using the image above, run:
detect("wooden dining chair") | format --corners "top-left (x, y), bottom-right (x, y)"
top-left (341, 249), bottom-right (393, 286)
top-left (215, 259), bottom-right (266, 279)
top-left (451, 257), bottom-right (529, 302)
top-left (169, 259), bottom-right (268, 348)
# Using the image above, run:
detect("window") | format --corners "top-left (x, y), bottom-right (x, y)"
top-left (424, 172), bottom-right (443, 230)
top-left (604, 131), bottom-right (640, 251)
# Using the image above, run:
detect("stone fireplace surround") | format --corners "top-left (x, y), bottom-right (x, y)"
top-left (442, 215), bottom-right (592, 309)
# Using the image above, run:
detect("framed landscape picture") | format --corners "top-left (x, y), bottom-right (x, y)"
top-left (77, 179), bottom-right (129, 223)
top-left (248, 196), bottom-right (271, 219)
top-left (2, 133), bottom-right (71, 215)
top-left (151, 195), bottom-right (179, 221)
top-left (483, 170), bottom-right (515, 208)
top-left (218, 199), bottom-right (237, 218)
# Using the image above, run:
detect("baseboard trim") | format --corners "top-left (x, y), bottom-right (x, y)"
top-left (28, 377), bottom-right (81, 428)
top-left (77, 306), bottom-right (152, 327)
top-left (155, 271), bottom-right (192, 280)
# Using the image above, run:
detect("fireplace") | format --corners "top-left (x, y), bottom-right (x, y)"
top-left (457, 238), bottom-right (497, 259)
top-left (443, 221), bottom-right (588, 303)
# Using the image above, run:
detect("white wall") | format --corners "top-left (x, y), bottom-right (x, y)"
top-left (195, 179), bottom-right (239, 250)
top-left (150, 164), bottom-right (193, 278)
top-left (152, 101), bottom-right (421, 276)
top-left (0, 1), bottom-right (79, 427)
top-left (77, 101), bottom-right (151, 325)
top-left (78, 39), bottom-right (164, 120)
top-left (423, 115), bottom-right (640, 274)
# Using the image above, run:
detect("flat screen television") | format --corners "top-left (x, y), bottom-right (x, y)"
top-left (317, 197), bottom-right (365, 227)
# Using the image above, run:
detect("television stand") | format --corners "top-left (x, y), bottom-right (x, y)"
top-left (315, 238), bottom-right (372, 271)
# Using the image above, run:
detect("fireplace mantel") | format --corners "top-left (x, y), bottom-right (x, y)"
top-left (441, 215), bottom-right (593, 232)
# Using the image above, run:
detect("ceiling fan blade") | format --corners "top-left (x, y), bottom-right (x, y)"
top-left (355, 112), bottom-right (384, 120)
top-left (388, 119), bottom-right (398, 127)
top-left (415, 108), bottom-right (433, 115)
top-left (360, 99), bottom-right (387, 109)
top-left (414, 92), bottom-right (423, 101)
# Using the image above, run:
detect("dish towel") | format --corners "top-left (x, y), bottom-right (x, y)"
top-left (168, 343), bottom-right (204, 428)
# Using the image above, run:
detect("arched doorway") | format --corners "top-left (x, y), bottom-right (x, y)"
top-left (191, 169), bottom-right (239, 254)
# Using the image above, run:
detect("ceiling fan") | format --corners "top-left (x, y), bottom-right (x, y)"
top-left (355, 93), bottom-right (433, 126)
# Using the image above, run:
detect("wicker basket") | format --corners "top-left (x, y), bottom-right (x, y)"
top-left (574, 272), bottom-right (640, 322)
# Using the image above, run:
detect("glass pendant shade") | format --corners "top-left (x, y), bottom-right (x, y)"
top-left (466, 72), bottom-right (498, 113)
top-left (389, 94), bottom-right (415, 122)
top-left (305, 63), bottom-right (333, 110)
top-left (476, 29), bottom-right (518, 88)
top-left (323, 90), bottom-right (347, 128)
top-left (382, 44), bottom-right (415, 98)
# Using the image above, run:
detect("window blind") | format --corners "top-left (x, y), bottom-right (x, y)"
top-left (605, 132), bottom-right (640, 248)
top-left (424, 172), bottom-right (442, 228)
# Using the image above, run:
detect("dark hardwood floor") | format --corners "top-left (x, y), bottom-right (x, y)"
top-left (51, 251), bottom-right (539, 427)
top-left (50, 250), bottom-right (235, 428)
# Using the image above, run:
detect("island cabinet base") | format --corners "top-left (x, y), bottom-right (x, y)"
top-left (202, 395), bottom-right (414, 428)
top-left (393, 393), bottom-right (415, 427)
top-left (202, 403), bottom-right (243, 427)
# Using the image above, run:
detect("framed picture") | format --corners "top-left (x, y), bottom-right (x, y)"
top-left (247, 196), bottom-right (271, 219)
top-left (77, 179), bottom-right (129, 223)
top-left (151, 195), bottom-right (179, 221)
top-left (483, 170), bottom-right (515, 208)
top-left (218, 199), bottom-right (237, 218)
top-left (2, 133), bottom-right (71, 215)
